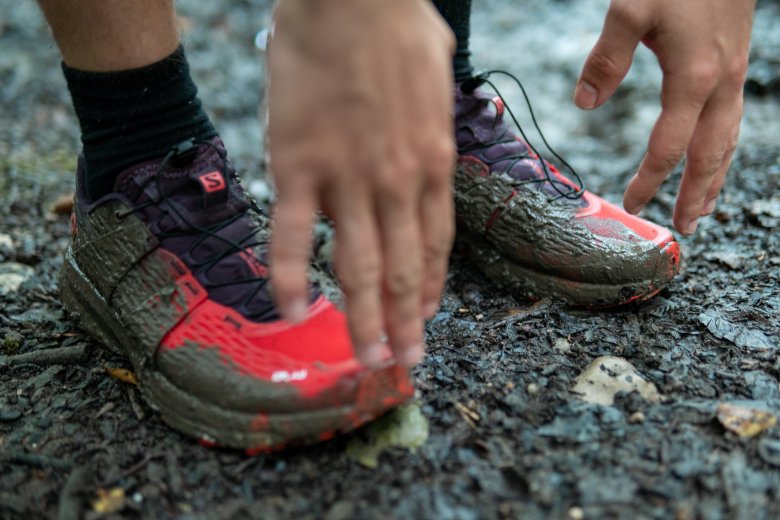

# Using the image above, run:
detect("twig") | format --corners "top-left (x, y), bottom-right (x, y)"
top-left (0, 344), bottom-right (87, 366)
top-left (98, 453), bottom-right (164, 488)
top-left (3, 451), bottom-right (72, 470)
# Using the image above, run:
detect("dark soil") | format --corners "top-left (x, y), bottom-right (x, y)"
top-left (1, 1), bottom-right (779, 519)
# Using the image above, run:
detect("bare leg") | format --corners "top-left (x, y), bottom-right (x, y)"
top-left (37, 0), bottom-right (178, 71)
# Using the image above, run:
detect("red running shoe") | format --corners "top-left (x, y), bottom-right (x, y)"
top-left (59, 138), bottom-right (413, 452)
top-left (454, 73), bottom-right (680, 307)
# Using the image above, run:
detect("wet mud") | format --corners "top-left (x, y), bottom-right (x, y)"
top-left (2, 0), bottom-right (780, 518)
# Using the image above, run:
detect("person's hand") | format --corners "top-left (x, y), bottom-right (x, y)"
top-left (573, 0), bottom-right (755, 235)
top-left (266, 0), bottom-right (455, 367)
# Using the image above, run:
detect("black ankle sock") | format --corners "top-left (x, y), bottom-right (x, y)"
top-left (62, 46), bottom-right (217, 201)
top-left (432, 0), bottom-right (474, 82)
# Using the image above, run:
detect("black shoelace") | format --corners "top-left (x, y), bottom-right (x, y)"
top-left (461, 70), bottom-right (585, 201)
top-left (115, 139), bottom-right (274, 320)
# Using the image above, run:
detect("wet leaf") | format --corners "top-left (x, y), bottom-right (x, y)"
top-left (347, 403), bottom-right (429, 469)
top-left (92, 487), bottom-right (125, 514)
top-left (105, 367), bottom-right (138, 385)
top-left (572, 356), bottom-right (661, 406)
top-left (717, 403), bottom-right (777, 437)
top-left (698, 311), bottom-right (775, 350)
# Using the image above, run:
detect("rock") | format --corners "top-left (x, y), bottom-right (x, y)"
top-left (0, 234), bottom-right (14, 261)
top-left (628, 411), bottom-right (646, 424)
top-left (572, 356), bottom-right (661, 406)
top-left (717, 402), bottom-right (777, 438)
top-left (248, 179), bottom-right (273, 202)
top-left (748, 196), bottom-right (780, 229)
top-left (0, 262), bottom-right (34, 295)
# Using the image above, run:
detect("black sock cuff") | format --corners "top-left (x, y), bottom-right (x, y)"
top-left (61, 45), bottom-right (189, 93)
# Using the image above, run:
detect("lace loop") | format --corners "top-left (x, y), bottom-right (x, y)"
top-left (465, 70), bottom-right (585, 201)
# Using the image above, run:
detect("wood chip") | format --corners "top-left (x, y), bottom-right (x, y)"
top-left (105, 367), bottom-right (138, 385)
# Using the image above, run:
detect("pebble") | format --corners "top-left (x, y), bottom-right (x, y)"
top-left (0, 408), bottom-right (22, 421)
top-left (572, 356), bottom-right (661, 406)
top-left (248, 179), bottom-right (273, 202)
top-left (567, 506), bottom-right (584, 520)
top-left (0, 262), bottom-right (34, 295)
top-left (527, 383), bottom-right (540, 395)
top-left (0, 234), bottom-right (13, 260)
top-left (629, 411), bottom-right (646, 424)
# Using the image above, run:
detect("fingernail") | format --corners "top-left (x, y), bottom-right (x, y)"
top-left (626, 202), bottom-right (645, 215)
top-left (284, 299), bottom-right (308, 324)
top-left (422, 301), bottom-right (439, 319)
top-left (358, 342), bottom-right (387, 368)
top-left (397, 344), bottom-right (424, 368)
top-left (574, 81), bottom-right (598, 110)
top-left (702, 198), bottom-right (717, 215)
top-left (684, 218), bottom-right (699, 235)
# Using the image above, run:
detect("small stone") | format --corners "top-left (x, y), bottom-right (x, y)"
top-left (628, 411), bottom-right (646, 424)
top-left (248, 179), bottom-right (273, 202)
top-left (0, 234), bottom-right (14, 261)
top-left (572, 356), bottom-right (661, 406)
top-left (553, 337), bottom-right (571, 353)
top-left (0, 262), bottom-right (34, 296)
top-left (0, 409), bottom-right (22, 421)
top-left (567, 506), bottom-right (584, 520)
top-left (527, 383), bottom-right (540, 395)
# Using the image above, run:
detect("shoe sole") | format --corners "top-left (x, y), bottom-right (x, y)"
top-left (459, 231), bottom-right (679, 308)
top-left (59, 249), bottom-right (413, 452)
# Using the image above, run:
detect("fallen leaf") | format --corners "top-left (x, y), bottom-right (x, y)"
top-left (346, 403), bottom-right (429, 469)
top-left (717, 402), bottom-right (777, 437)
top-left (105, 367), bottom-right (138, 385)
top-left (572, 356), bottom-right (661, 406)
top-left (698, 311), bottom-right (775, 350)
top-left (92, 487), bottom-right (125, 514)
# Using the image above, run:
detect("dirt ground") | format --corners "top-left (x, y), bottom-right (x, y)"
top-left (1, 1), bottom-right (779, 518)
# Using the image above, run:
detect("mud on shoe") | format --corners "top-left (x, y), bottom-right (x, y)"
top-left (59, 138), bottom-right (413, 452)
top-left (454, 73), bottom-right (680, 307)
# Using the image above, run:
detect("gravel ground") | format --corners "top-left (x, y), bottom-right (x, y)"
top-left (1, 1), bottom-right (779, 518)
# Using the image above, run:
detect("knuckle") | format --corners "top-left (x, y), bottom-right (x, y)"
top-left (609, 0), bottom-right (646, 31)
top-left (385, 265), bottom-right (421, 298)
top-left (688, 151), bottom-right (725, 176)
top-left (686, 63), bottom-right (720, 100)
top-left (725, 55), bottom-right (749, 89)
top-left (427, 141), bottom-right (457, 184)
top-left (646, 147), bottom-right (685, 174)
top-left (586, 51), bottom-right (623, 81)
top-left (339, 258), bottom-right (380, 294)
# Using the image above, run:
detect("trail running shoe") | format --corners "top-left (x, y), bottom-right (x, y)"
top-left (59, 138), bottom-right (413, 452)
top-left (454, 73), bottom-right (680, 307)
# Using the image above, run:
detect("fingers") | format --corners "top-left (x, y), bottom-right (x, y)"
top-left (332, 188), bottom-right (386, 367)
top-left (377, 169), bottom-right (425, 367)
top-left (673, 93), bottom-right (742, 234)
top-left (270, 181), bottom-right (317, 324)
top-left (420, 146), bottom-right (455, 319)
top-left (623, 72), bottom-right (709, 216)
top-left (574, 1), bottom-right (648, 110)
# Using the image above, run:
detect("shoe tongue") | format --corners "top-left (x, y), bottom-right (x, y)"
top-left (114, 143), bottom-right (249, 230)
top-left (455, 85), bottom-right (585, 204)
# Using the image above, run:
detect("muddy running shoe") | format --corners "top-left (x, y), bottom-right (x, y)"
top-left (59, 138), bottom-right (413, 452)
top-left (453, 73), bottom-right (680, 307)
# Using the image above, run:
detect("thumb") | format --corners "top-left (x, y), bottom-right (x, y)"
top-left (574, 4), bottom-right (647, 110)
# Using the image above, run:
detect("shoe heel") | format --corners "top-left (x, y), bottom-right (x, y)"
top-left (59, 249), bottom-right (126, 356)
